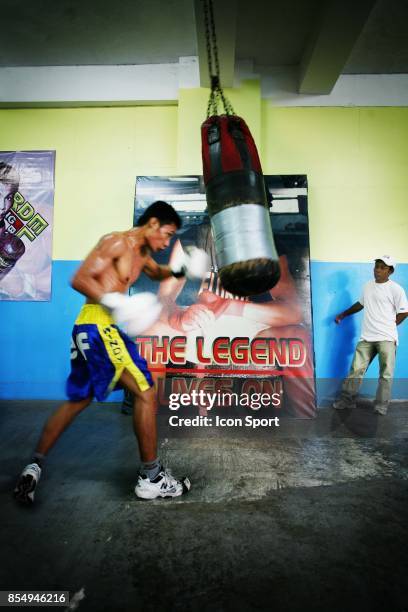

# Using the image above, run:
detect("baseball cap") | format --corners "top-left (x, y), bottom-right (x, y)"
top-left (374, 255), bottom-right (396, 268)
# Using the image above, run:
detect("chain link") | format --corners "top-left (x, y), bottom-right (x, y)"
top-left (202, 0), bottom-right (235, 118)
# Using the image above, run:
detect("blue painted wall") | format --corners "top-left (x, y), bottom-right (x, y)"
top-left (0, 261), bottom-right (122, 401)
top-left (1, 260), bottom-right (407, 403)
top-left (311, 261), bottom-right (408, 403)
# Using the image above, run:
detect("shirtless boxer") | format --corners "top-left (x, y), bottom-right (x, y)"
top-left (14, 201), bottom-right (208, 503)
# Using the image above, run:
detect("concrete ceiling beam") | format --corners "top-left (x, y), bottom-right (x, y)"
top-left (299, 0), bottom-right (377, 94)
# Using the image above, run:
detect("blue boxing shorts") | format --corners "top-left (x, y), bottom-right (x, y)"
top-left (66, 304), bottom-right (153, 401)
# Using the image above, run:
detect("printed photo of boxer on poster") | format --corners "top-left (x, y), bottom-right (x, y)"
top-left (0, 151), bottom-right (55, 302)
top-left (127, 175), bottom-right (316, 418)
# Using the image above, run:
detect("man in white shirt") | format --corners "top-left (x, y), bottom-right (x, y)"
top-left (333, 255), bottom-right (408, 415)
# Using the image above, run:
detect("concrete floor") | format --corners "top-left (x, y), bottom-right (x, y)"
top-left (0, 399), bottom-right (407, 612)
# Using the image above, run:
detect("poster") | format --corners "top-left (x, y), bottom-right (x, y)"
top-left (131, 175), bottom-right (316, 418)
top-left (0, 150), bottom-right (55, 301)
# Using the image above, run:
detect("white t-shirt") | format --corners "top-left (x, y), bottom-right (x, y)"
top-left (359, 279), bottom-right (408, 344)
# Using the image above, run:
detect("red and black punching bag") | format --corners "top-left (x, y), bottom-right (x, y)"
top-left (201, 114), bottom-right (280, 297)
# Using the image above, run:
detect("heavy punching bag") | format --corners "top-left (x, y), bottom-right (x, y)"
top-left (200, 0), bottom-right (280, 297)
top-left (201, 114), bottom-right (280, 296)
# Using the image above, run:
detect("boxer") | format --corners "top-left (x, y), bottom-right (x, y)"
top-left (14, 200), bottom-right (209, 503)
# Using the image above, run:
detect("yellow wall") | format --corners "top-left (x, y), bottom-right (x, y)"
top-left (261, 105), bottom-right (408, 263)
top-left (0, 107), bottom-right (178, 259)
top-left (1, 87), bottom-right (408, 264)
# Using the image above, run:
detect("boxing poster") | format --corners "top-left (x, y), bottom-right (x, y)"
top-left (131, 175), bottom-right (316, 418)
top-left (0, 151), bottom-right (55, 301)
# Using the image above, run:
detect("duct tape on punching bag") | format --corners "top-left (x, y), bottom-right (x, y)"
top-left (201, 114), bottom-right (280, 297)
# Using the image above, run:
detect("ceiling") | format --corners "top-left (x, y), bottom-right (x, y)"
top-left (1, 0), bottom-right (407, 93)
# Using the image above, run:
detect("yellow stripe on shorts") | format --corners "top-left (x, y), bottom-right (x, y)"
top-left (75, 304), bottom-right (114, 326)
top-left (97, 324), bottom-right (151, 393)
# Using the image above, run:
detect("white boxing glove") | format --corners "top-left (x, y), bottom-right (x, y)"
top-left (100, 291), bottom-right (162, 337)
top-left (171, 246), bottom-right (210, 280)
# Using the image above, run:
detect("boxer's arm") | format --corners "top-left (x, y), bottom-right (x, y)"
top-left (145, 245), bottom-right (209, 282)
top-left (156, 239), bottom-right (187, 301)
top-left (143, 257), bottom-right (174, 281)
top-left (145, 238), bottom-right (210, 287)
top-left (71, 234), bottom-right (127, 301)
top-left (144, 240), bottom-right (187, 327)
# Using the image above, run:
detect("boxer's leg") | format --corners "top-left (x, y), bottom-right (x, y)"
top-left (35, 397), bottom-right (93, 455)
top-left (14, 396), bottom-right (92, 504)
top-left (119, 369), bottom-right (157, 463)
top-left (120, 319), bottom-right (169, 415)
top-left (119, 368), bottom-right (190, 499)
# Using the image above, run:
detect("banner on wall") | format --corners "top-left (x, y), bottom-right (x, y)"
top-left (0, 150), bottom-right (55, 301)
top-left (132, 175), bottom-right (316, 418)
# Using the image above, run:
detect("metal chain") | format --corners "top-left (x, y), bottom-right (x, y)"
top-left (202, 0), bottom-right (235, 118)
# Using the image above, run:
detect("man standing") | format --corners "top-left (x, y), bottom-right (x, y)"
top-left (14, 201), bottom-right (208, 503)
top-left (333, 255), bottom-right (408, 415)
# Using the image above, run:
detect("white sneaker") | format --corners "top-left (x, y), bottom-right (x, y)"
top-left (373, 405), bottom-right (388, 416)
top-left (14, 463), bottom-right (42, 504)
top-left (135, 468), bottom-right (190, 500)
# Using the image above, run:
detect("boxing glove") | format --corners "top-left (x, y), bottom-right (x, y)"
top-left (171, 246), bottom-right (210, 280)
top-left (0, 231), bottom-right (26, 280)
top-left (100, 291), bottom-right (162, 336)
